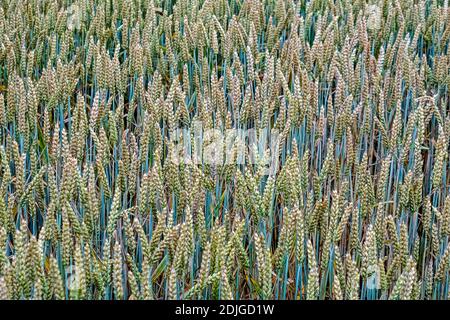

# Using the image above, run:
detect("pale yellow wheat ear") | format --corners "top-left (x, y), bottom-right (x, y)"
top-left (306, 240), bottom-right (319, 300)
top-left (112, 239), bottom-right (123, 300)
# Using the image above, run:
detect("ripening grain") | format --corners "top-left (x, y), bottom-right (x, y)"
top-left (0, 0), bottom-right (449, 300)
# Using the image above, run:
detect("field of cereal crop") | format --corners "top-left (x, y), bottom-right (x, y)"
top-left (0, 0), bottom-right (449, 300)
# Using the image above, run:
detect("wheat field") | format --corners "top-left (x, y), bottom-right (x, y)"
top-left (0, 0), bottom-right (449, 300)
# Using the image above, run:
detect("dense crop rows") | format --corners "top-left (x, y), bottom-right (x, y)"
top-left (0, 0), bottom-right (449, 300)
